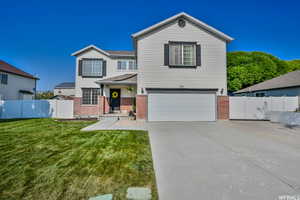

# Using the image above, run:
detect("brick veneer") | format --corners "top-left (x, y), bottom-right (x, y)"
top-left (120, 97), bottom-right (135, 113)
top-left (74, 96), bottom-right (136, 117)
top-left (217, 96), bottom-right (229, 120)
top-left (74, 96), bottom-right (103, 117)
top-left (136, 95), bottom-right (147, 120)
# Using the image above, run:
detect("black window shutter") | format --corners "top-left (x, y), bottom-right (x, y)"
top-left (102, 60), bottom-right (106, 77)
top-left (164, 44), bottom-right (169, 66)
top-left (78, 60), bottom-right (83, 76)
top-left (196, 44), bottom-right (201, 66)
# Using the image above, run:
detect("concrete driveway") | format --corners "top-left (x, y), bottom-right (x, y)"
top-left (148, 121), bottom-right (300, 200)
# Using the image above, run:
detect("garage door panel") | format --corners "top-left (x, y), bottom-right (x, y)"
top-left (148, 93), bottom-right (216, 121)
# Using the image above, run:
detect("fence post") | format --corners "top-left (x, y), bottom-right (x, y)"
top-left (56, 100), bottom-right (58, 118)
top-left (20, 100), bottom-right (23, 118)
top-left (0, 101), bottom-right (3, 118)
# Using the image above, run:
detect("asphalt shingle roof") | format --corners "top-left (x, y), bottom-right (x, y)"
top-left (97, 74), bottom-right (137, 84)
top-left (54, 82), bottom-right (75, 89)
top-left (0, 60), bottom-right (38, 80)
top-left (105, 50), bottom-right (135, 57)
top-left (235, 70), bottom-right (300, 93)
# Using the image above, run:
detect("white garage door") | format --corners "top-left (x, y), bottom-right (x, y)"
top-left (148, 92), bottom-right (216, 121)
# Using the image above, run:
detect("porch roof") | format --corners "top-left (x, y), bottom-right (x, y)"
top-left (95, 73), bottom-right (137, 85)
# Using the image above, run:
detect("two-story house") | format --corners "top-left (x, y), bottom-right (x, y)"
top-left (72, 12), bottom-right (233, 121)
top-left (0, 60), bottom-right (38, 100)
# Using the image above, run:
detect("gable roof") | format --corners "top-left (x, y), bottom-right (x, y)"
top-left (54, 82), bottom-right (75, 89)
top-left (0, 60), bottom-right (39, 80)
top-left (71, 45), bottom-right (110, 57)
top-left (235, 70), bottom-right (300, 94)
top-left (71, 45), bottom-right (135, 58)
top-left (132, 12), bottom-right (234, 42)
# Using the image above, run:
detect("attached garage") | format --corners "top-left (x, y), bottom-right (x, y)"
top-left (147, 89), bottom-right (217, 122)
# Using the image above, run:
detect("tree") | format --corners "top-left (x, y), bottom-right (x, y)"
top-left (227, 51), bottom-right (296, 92)
top-left (36, 91), bottom-right (54, 99)
top-left (286, 60), bottom-right (300, 71)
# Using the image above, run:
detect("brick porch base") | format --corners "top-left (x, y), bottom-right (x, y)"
top-left (74, 96), bottom-right (135, 117)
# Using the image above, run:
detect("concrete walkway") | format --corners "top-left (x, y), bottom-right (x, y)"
top-left (81, 119), bottom-right (147, 131)
top-left (148, 121), bottom-right (300, 200)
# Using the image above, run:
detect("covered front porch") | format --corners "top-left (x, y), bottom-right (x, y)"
top-left (96, 74), bottom-right (137, 116)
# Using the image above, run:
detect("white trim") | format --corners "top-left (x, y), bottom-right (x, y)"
top-left (71, 45), bottom-right (110, 57)
top-left (132, 12), bottom-right (234, 42)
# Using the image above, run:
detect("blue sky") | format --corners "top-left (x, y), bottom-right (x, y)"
top-left (1, 0), bottom-right (300, 91)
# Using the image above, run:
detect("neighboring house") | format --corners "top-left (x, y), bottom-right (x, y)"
top-left (72, 12), bottom-right (233, 121)
top-left (0, 60), bottom-right (38, 100)
top-left (54, 82), bottom-right (75, 96)
top-left (235, 70), bottom-right (300, 97)
top-left (51, 95), bottom-right (75, 100)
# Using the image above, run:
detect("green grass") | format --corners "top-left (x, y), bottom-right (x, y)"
top-left (0, 119), bottom-right (157, 200)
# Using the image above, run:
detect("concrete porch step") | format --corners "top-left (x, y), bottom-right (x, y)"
top-left (98, 114), bottom-right (135, 121)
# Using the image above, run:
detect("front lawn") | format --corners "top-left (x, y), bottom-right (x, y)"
top-left (0, 119), bottom-right (157, 200)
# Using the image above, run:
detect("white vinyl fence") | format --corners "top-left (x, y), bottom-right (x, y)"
top-left (0, 100), bottom-right (74, 119)
top-left (229, 97), bottom-right (299, 120)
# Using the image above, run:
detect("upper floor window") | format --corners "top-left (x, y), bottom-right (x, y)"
top-left (79, 59), bottom-right (106, 77)
top-left (0, 73), bottom-right (8, 85)
top-left (117, 60), bottom-right (137, 71)
top-left (169, 43), bottom-right (196, 66)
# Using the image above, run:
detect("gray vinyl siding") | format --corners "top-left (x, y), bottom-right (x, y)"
top-left (136, 20), bottom-right (227, 95)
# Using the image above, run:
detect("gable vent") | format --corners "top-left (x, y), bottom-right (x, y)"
top-left (178, 18), bottom-right (186, 28)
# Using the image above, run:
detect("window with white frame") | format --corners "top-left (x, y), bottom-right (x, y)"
top-left (117, 60), bottom-right (137, 70)
top-left (82, 88), bottom-right (100, 104)
top-left (82, 59), bottom-right (103, 77)
top-left (169, 43), bottom-right (196, 66)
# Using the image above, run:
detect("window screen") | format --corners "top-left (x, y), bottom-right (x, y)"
top-left (82, 59), bottom-right (103, 77)
top-left (169, 43), bottom-right (196, 66)
top-left (82, 88), bottom-right (100, 104)
top-left (117, 60), bottom-right (137, 70)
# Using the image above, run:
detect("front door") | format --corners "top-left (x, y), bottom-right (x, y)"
top-left (110, 89), bottom-right (121, 112)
